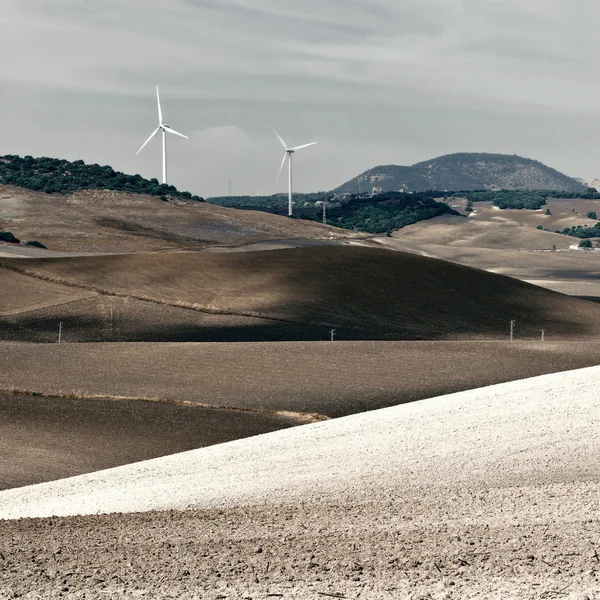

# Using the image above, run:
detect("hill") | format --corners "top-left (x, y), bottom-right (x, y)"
top-left (4, 339), bottom-right (600, 492)
top-left (0, 154), bottom-right (203, 201)
top-left (334, 152), bottom-right (586, 194)
top-left (3, 246), bottom-right (600, 342)
top-left (0, 185), bottom-right (361, 253)
top-left (377, 196), bottom-right (600, 299)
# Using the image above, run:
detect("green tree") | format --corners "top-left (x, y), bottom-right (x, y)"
top-left (579, 239), bottom-right (593, 249)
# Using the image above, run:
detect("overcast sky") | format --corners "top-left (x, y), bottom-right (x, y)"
top-left (2, 0), bottom-right (600, 197)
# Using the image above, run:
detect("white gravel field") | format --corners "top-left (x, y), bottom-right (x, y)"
top-left (1, 365), bottom-right (599, 520)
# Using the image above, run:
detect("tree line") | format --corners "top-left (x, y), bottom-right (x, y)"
top-left (0, 155), bottom-right (204, 202)
top-left (454, 188), bottom-right (600, 210)
top-left (209, 191), bottom-right (460, 234)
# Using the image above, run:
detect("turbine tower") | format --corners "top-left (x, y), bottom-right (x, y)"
top-left (136, 86), bottom-right (188, 185)
top-left (274, 129), bottom-right (317, 217)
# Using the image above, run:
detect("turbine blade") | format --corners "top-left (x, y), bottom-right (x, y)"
top-left (276, 152), bottom-right (287, 182)
top-left (289, 142), bottom-right (318, 151)
top-left (156, 86), bottom-right (163, 124)
top-left (163, 126), bottom-right (189, 139)
top-left (136, 127), bottom-right (160, 155)
top-left (273, 129), bottom-right (288, 150)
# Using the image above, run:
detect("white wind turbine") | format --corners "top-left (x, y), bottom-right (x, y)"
top-left (136, 86), bottom-right (188, 185)
top-left (274, 129), bottom-right (317, 217)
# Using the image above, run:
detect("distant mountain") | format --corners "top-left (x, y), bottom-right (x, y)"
top-left (334, 153), bottom-right (586, 194)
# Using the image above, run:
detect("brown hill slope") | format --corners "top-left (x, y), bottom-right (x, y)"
top-left (3, 245), bottom-right (600, 341)
top-left (447, 198), bottom-right (600, 236)
top-left (376, 210), bottom-right (600, 299)
top-left (0, 185), bottom-right (361, 253)
top-left (391, 213), bottom-right (573, 250)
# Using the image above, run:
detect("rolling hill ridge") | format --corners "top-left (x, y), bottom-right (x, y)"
top-left (3, 246), bottom-right (600, 342)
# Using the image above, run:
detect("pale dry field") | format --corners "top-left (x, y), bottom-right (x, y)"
top-left (372, 231), bottom-right (600, 299)
top-left (449, 198), bottom-right (600, 234)
top-left (1, 367), bottom-right (599, 598)
top-left (0, 269), bottom-right (97, 316)
top-left (383, 204), bottom-right (600, 298)
top-left (391, 213), bottom-right (573, 251)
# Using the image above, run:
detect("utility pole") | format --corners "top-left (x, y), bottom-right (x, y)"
top-left (509, 319), bottom-right (515, 342)
top-left (330, 328), bottom-right (336, 342)
top-left (322, 201), bottom-right (327, 225)
top-left (541, 329), bottom-right (545, 342)
top-left (58, 321), bottom-right (63, 343)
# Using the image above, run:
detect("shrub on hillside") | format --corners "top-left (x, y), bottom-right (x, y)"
top-left (25, 240), bottom-right (47, 249)
top-left (560, 223), bottom-right (600, 239)
top-left (0, 231), bottom-right (20, 244)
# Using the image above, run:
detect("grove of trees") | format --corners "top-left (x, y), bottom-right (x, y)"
top-left (0, 155), bottom-right (204, 202)
top-left (209, 191), bottom-right (460, 234)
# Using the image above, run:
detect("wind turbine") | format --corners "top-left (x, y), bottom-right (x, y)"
top-left (136, 86), bottom-right (188, 185)
top-left (274, 129), bottom-right (317, 217)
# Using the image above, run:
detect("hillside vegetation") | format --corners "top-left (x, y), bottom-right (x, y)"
top-left (462, 188), bottom-right (600, 209)
top-left (209, 191), bottom-right (459, 234)
top-left (335, 153), bottom-right (586, 194)
top-left (0, 154), bottom-right (203, 202)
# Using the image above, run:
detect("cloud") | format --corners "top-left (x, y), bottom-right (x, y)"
top-left (461, 37), bottom-right (576, 64)
top-left (2, 0), bottom-right (600, 197)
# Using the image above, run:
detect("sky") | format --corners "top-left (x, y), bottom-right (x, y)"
top-left (2, 0), bottom-right (600, 197)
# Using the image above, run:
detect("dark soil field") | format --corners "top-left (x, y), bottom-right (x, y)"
top-left (0, 294), bottom-right (330, 343)
top-left (4, 340), bottom-right (600, 419)
top-left (4, 245), bottom-right (600, 341)
top-left (0, 391), bottom-right (299, 490)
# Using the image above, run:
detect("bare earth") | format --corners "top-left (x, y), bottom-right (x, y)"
top-left (0, 185), bottom-right (361, 253)
top-left (1, 367), bottom-right (599, 598)
top-left (381, 207), bottom-right (600, 299)
top-left (5, 245), bottom-right (600, 342)
top-left (3, 340), bottom-right (600, 490)
top-left (0, 391), bottom-right (299, 490)
top-left (5, 340), bottom-right (600, 419)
